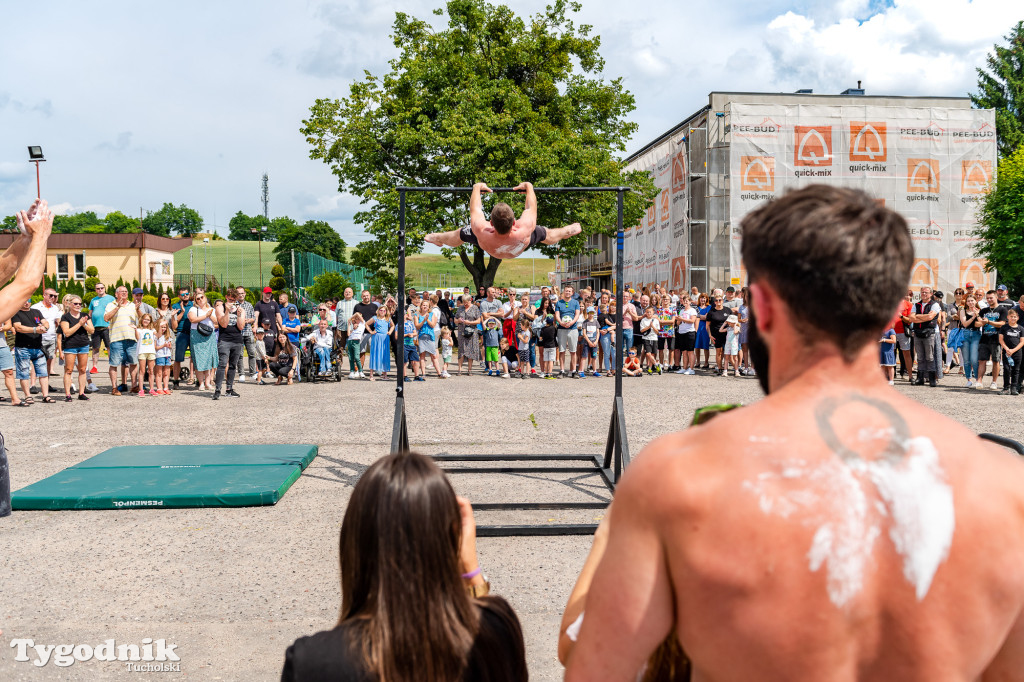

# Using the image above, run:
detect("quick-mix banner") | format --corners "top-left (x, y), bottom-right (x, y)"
top-left (729, 103), bottom-right (997, 292)
top-left (623, 140), bottom-right (688, 292)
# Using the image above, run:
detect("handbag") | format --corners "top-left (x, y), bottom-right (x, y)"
top-left (196, 319), bottom-right (215, 336)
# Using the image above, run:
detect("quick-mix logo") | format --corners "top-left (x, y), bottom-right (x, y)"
top-left (906, 158), bottom-right (940, 200)
top-left (849, 121), bottom-right (887, 172)
top-left (960, 160), bottom-right (992, 197)
top-left (794, 126), bottom-right (833, 176)
top-left (739, 156), bottom-right (775, 198)
top-left (671, 151), bottom-right (686, 196)
top-left (660, 189), bottom-right (670, 224)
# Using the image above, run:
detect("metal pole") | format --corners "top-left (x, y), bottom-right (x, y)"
top-left (34, 161), bottom-right (41, 199)
top-left (0, 432), bottom-right (10, 517)
top-left (258, 232), bottom-right (263, 288)
top-left (615, 190), bottom-right (624, 400)
top-left (396, 190), bottom-right (406, 396)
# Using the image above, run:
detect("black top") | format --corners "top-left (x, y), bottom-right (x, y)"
top-left (353, 302), bottom-right (378, 326)
top-left (1000, 324), bottom-right (1022, 352)
top-left (255, 300), bottom-right (281, 335)
top-left (598, 312), bottom-right (615, 330)
top-left (60, 312), bottom-right (91, 348)
top-left (705, 307), bottom-right (730, 339)
top-left (281, 597), bottom-right (526, 682)
top-left (540, 325), bottom-right (558, 348)
top-left (12, 309), bottom-right (44, 349)
top-left (217, 302), bottom-right (243, 344)
top-left (981, 306), bottom-right (1007, 338)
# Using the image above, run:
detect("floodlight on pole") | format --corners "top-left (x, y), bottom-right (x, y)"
top-left (27, 146), bottom-right (45, 198)
top-left (251, 226), bottom-right (268, 286)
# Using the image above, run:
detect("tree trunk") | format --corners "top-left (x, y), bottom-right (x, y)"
top-left (458, 246), bottom-right (503, 291)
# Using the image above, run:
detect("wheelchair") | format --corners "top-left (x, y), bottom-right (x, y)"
top-left (302, 336), bottom-right (343, 383)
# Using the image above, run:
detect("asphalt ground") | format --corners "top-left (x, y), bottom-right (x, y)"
top-left (1, 358), bottom-right (1022, 681)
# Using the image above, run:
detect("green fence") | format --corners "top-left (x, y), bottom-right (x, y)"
top-left (173, 241), bottom-right (370, 295)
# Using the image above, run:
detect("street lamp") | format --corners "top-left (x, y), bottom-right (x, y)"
top-left (251, 225), bottom-right (268, 287)
top-left (27, 146), bottom-right (45, 198)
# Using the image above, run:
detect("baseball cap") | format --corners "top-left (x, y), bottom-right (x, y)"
top-left (965, 281), bottom-right (975, 287)
top-left (132, 287), bottom-right (143, 295)
top-left (998, 284), bottom-right (1008, 291)
top-left (255, 327), bottom-right (265, 334)
top-left (263, 286), bottom-right (273, 293)
top-left (586, 306), bottom-right (596, 313)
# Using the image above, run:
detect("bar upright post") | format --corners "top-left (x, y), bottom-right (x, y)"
top-left (396, 190), bottom-right (406, 397)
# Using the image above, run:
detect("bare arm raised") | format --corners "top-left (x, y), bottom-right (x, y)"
top-left (513, 181), bottom-right (537, 230)
top-left (0, 200), bottom-right (52, 322)
top-left (469, 182), bottom-right (493, 232)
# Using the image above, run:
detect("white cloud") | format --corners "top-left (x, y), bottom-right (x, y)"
top-left (50, 202), bottom-right (119, 217)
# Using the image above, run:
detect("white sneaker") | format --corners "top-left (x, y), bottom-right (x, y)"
top-left (358, 371), bottom-right (365, 378)
top-left (239, 375), bottom-right (246, 382)
top-left (688, 368), bottom-right (696, 375)
top-left (965, 379), bottom-right (974, 388)
top-left (87, 382), bottom-right (98, 392)
top-left (348, 372), bottom-right (357, 379)
top-left (992, 382), bottom-right (1001, 390)
top-left (675, 368), bottom-right (687, 374)
top-left (888, 380), bottom-right (895, 385)
top-left (501, 372), bottom-right (510, 378)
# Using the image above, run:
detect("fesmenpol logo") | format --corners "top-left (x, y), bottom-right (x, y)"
top-left (794, 126), bottom-right (833, 167)
top-left (849, 121), bottom-right (888, 165)
top-left (907, 158), bottom-right (940, 195)
top-left (739, 156), bottom-right (775, 194)
top-left (960, 160), bottom-right (992, 194)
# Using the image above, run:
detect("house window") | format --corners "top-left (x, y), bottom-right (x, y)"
top-left (56, 254), bottom-right (69, 280)
top-left (74, 254), bottom-right (85, 280)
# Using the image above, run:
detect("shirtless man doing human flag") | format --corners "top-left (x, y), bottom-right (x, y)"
top-left (425, 182), bottom-right (581, 259)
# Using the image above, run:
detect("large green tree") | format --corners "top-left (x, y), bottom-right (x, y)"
top-left (53, 211), bottom-right (103, 233)
top-left (972, 21), bottom-right (1024, 157)
top-left (301, 0), bottom-right (655, 291)
top-left (227, 211), bottom-right (295, 241)
top-left (101, 210), bottom-right (142, 234)
top-left (273, 220), bottom-right (347, 269)
top-left (141, 203), bottom-right (203, 237)
top-left (976, 145), bottom-right (1024, 294)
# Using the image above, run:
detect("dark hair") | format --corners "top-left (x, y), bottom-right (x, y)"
top-left (740, 185), bottom-right (913, 361)
top-left (339, 452), bottom-right (477, 682)
top-left (490, 203), bottom-right (515, 234)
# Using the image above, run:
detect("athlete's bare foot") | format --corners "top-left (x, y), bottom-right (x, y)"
top-left (425, 233), bottom-right (442, 247)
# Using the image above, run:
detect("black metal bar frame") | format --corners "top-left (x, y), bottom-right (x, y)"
top-left (980, 433), bottom-right (1024, 455)
top-left (390, 185), bottom-right (631, 536)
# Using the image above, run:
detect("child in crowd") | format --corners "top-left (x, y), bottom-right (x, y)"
top-left (483, 317), bottom-right (502, 376)
top-left (639, 306), bottom-right (661, 374)
top-left (347, 313), bottom-right (365, 379)
top-left (999, 308), bottom-right (1023, 395)
top-left (581, 307), bottom-right (600, 377)
top-left (540, 314), bottom-right (558, 379)
top-left (368, 305), bottom-right (393, 381)
top-left (439, 326), bottom-right (453, 377)
top-left (623, 347), bottom-right (642, 377)
top-left (404, 313), bottom-right (423, 382)
top-left (153, 319), bottom-right (173, 395)
top-left (498, 338), bottom-right (518, 378)
top-left (516, 320), bottom-right (531, 380)
top-left (721, 313), bottom-right (741, 377)
top-left (136, 313), bottom-right (157, 396)
top-left (880, 327), bottom-right (897, 385)
top-left (253, 328), bottom-right (268, 385)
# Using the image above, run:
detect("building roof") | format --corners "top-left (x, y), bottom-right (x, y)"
top-left (0, 232), bottom-right (193, 253)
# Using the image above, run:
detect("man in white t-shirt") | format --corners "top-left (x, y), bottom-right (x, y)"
top-left (31, 288), bottom-right (63, 388)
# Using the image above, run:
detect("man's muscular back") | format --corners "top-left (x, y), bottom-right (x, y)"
top-left (628, 384), bottom-right (1024, 681)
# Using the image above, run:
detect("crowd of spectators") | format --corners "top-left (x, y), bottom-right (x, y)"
top-left (3, 278), bottom-right (1021, 403)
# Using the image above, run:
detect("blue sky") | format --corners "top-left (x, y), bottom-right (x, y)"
top-left (0, 0), bottom-right (1018, 252)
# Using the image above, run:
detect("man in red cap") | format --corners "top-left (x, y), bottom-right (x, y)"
top-left (253, 286), bottom-right (283, 338)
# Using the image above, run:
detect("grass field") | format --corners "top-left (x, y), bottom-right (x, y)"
top-left (174, 239), bottom-right (555, 290)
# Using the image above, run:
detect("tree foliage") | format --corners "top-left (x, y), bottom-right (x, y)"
top-left (975, 144), bottom-right (1024, 294)
top-left (972, 21), bottom-right (1024, 158)
top-left (141, 203), bottom-right (203, 237)
top-left (227, 211), bottom-right (297, 241)
top-left (301, 0), bottom-right (656, 291)
top-left (272, 220), bottom-right (347, 268)
top-left (307, 271), bottom-right (354, 303)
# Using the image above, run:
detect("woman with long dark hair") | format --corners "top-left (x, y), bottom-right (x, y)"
top-left (281, 451), bottom-right (527, 682)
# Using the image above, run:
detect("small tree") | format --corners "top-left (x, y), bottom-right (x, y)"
top-left (85, 266), bottom-right (99, 277)
top-left (976, 145), bottom-right (1024, 293)
top-left (307, 271), bottom-right (353, 303)
top-left (269, 264), bottom-right (287, 292)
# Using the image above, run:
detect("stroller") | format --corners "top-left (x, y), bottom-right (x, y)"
top-left (302, 335), bottom-right (344, 382)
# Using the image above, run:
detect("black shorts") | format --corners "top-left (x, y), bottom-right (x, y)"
top-left (657, 337), bottom-right (672, 350)
top-left (642, 339), bottom-right (657, 355)
top-left (675, 331), bottom-right (696, 352)
top-left (711, 332), bottom-right (727, 349)
top-left (90, 326), bottom-right (110, 352)
top-left (979, 339), bottom-right (1001, 362)
top-left (459, 224), bottom-right (548, 249)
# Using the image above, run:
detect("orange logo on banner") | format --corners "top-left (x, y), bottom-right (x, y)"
top-left (959, 259), bottom-right (990, 289)
top-left (910, 259), bottom-right (939, 290)
top-left (672, 151), bottom-right (686, 193)
top-left (907, 159), bottom-right (940, 193)
top-left (960, 160), bottom-right (992, 194)
top-left (660, 189), bottom-right (670, 222)
top-left (646, 205), bottom-right (655, 228)
top-left (849, 122), bottom-right (887, 162)
top-left (671, 256), bottom-right (686, 290)
top-left (740, 156), bottom-right (775, 191)
top-left (794, 126), bottom-right (833, 166)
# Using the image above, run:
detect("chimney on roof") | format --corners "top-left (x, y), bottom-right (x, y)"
top-left (841, 81), bottom-right (865, 95)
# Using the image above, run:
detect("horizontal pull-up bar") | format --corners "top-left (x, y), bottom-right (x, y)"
top-left (396, 186), bottom-right (631, 193)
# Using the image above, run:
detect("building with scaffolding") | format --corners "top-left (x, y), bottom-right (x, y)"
top-left (561, 89), bottom-right (997, 295)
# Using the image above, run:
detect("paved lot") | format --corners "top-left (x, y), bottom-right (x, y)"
top-left (1, 363), bottom-right (1021, 680)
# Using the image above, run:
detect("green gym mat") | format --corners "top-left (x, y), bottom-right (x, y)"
top-left (69, 444), bottom-right (318, 470)
top-left (11, 444), bottom-right (318, 511)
